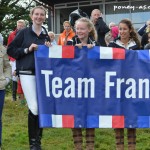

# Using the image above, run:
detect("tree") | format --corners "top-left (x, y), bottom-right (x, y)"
top-left (0, 0), bottom-right (35, 44)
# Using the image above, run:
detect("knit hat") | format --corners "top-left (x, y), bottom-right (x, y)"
top-left (111, 26), bottom-right (119, 39)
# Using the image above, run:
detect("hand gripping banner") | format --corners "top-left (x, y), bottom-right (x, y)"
top-left (35, 45), bottom-right (150, 128)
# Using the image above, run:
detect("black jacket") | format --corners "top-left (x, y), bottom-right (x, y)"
top-left (7, 25), bottom-right (49, 74)
top-left (95, 17), bottom-right (110, 46)
top-left (67, 35), bottom-right (99, 46)
top-left (108, 38), bottom-right (140, 50)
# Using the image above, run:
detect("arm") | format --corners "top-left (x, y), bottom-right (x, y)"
top-left (138, 24), bottom-right (147, 36)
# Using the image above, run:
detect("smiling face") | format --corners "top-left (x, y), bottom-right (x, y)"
top-left (31, 8), bottom-right (46, 26)
top-left (119, 23), bottom-right (131, 41)
top-left (75, 21), bottom-right (91, 41)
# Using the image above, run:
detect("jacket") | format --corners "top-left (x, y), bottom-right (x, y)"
top-left (0, 44), bottom-right (11, 90)
top-left (108, 38), bottom-right (140, 50)
top-left (95, 17), bottom-right (110, 46)
top-left (67, 35), bottom-right (99, 46)
top-left (58, 28), bottom-right (75, 45)
top-left (7, 25), bottom-right (49, 74)
top-left (7, 29), bottom-right (18, 61)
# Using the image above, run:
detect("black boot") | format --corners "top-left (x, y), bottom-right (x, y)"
top-left (28, 110), bottom-right (43, 150)
top-left (12, 81), bottom-right (17, 101)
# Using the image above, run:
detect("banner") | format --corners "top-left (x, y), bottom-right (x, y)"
top-left (35, 45), bottom-right (150, 128)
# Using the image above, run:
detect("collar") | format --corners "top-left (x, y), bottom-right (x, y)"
top-left (116, 39), bottom-right (136, 49)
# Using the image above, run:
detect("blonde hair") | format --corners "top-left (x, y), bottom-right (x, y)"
top-left (48, 31), bottom-right (55, 37)
top-left (75, 17), bottom-right (97, 41)
top-left (63, 21), bottom-right (71, 26)
top-left (17, 19), bottom-right (26, 25)
top-left (30, 6), bottom-right (46, 17)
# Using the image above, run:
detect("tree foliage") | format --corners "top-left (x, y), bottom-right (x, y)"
top-left (0, 0), bottom-right (36, 44)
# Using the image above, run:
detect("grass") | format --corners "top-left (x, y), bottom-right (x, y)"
top-left (2, 95), bottom-right (150, 150)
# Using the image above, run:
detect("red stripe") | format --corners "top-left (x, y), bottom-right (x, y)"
top-left (112, 116), bottom-right (124, 128)
top-left (113, 48), bottom-right (125, 59)
top-left (62, 115), bottom-right (74, 128)
top-left (62, 46), bottom-right (75, 58)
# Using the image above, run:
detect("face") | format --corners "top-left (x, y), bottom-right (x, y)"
top-left (48, 33), bottom-right (54, 41)
top-left (148, 33), bottom-right (150, 43)
top-left (75, 21), bottom-right (91, 40)
top-left (91, 10), bottom-right (101, 23)
top-left (147, 21), bottom-right (150, 29)
top-left (31, 8), bottom-right (46, 25)
top-left (119, 23), bottom-right (131, 41)
top-left (17, 22), bottom-right (25, 30)
top-left (63, 23), bottom-right (71, 32)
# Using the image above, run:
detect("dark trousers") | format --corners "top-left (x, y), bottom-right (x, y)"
top-left (0, 90), bottom-right (5, 146)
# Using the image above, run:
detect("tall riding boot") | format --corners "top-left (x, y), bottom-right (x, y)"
top-left (72, 128), bottom-right (83, 150)
top-left (86, 128), bottom-right (95, 150)
top-left (127, 129), bottom-right (136, 150)
top-left (28, 110), bottom-right (43, 150)
top-left (115, 129), bottom-right (124, 150)
top-left (12, 81), bottom-right (17, 101)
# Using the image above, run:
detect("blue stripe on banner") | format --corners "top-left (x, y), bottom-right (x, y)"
top-left (35, 45), bottom-right (49, 58)
top-left (87, 115), bottom-right (99, 128)
top-left (39, 114), bottom-right (52, 128)
top-left (137, 116), bottom-right (150, 128)
top-left (137, 50), bottom-right (150, 60)
top-left (88, 46), bottom-right (100, 59)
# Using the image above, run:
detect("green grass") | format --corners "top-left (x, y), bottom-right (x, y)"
top-left (2, 95), bottom-right (150, 150)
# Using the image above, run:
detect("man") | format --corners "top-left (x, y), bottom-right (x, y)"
top-left (91, 9), bottom-right (110, 46)
top-left (7, 19), bottom-right (26, 101)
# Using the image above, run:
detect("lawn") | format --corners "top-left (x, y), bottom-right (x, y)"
top-left (2, 96), bottom-right (150, 150)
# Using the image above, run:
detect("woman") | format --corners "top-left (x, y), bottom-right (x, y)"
top-left (7, 6), bottom-right (50, 150)
top-left (0, 42), bottom-right (11, 149)
top-left (58, 21), bottom-right (75, 45)
top-left (108, 19), bottom-right (141, 150)
top-left (67, 17), bottom-right (98, 150)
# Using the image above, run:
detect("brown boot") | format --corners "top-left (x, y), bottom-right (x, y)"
top-left (127, 129), bottom-right (136, 150)
top-left (115, 129), bottom-right (124, 150)
top-left (86, 128), bottom-right (95, 150)
top-left (72, 128), bottom-right (83, 150)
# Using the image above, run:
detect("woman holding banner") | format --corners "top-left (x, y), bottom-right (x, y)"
top-left (7, 6), bottom-right (50, 150)
top-left (108, 19), bottom-right (141, 150)
top-left (67, 17), bottom-right (99, 150)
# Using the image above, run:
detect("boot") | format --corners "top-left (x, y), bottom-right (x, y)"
top-left (86, 128), bottom-right (95, 150)
top-left (115, 129), bottom-right (124, 150)
top-left (12, 81), bottom-right (17, 101)
top-left (28, 110), bottom-right (43, 150)
top-left (72, 128), bottom-right (83, 150)
top-left (127, 129), bottom-right (136, 150)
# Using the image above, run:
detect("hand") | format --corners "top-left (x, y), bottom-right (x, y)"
top-left (75, 43), bottom-right (82, 49)
top-left (45, 41), bottom-right (52, 47)
top-left (87, 44), bottom-right (94, 49)
top-left (28, 43), bottom-right (38, 52)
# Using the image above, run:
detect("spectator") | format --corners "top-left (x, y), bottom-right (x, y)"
top-left (7, 6), bottom-right (50, 150)
top-left (0, 41), bottom-right (11, 149)
top-left (48, 31), bottom-right (57, 45)
top-left (7, 19), bottom-right (26, 101)
top-left (144, 32), bottom-right (150, 49)
top-left (58, 21), bottom-right (75, 45)
top-left (91, 9), bottom-right (110, 46)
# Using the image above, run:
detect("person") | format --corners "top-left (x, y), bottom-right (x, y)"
top-left (67, 17), bottom-right (99, 150)
top-left (7, 19), bottom-right (26, 101)
top-left (57, 21), bottom-right (75, 45)
top-left (109, 22), bottom-right (116, 29)
top-left (7, 6), bottom-right (50, 150)
top-left (0, 41), bottom-right (11, 149)
top-left (91, 9), bottom-right (110, 46)
top-left (48, 31), bottom-right (57, 45)
top-left (108, 19), bottom-right (141, 150)
top-left (144, 32), bottom-right (150, 49)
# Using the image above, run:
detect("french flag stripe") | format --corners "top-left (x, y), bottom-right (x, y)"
top-left (52, 115), bottom-right (62, 127)
top-left (87, 115), bottom-right (99, 128)
top-left (62, 46), bottom-right (75, 58)
top-left (112, 48), bottom-right (125, 59)
top-left (49, 45), bottom-right (62, 58)
top-left (137, 116), bottom-right (150, 128)
top-left (112, 116), bottom-right (124, 128)
top-left (99, 115), bottom-right (112, 128)
top-left (100, 47), bottom-right (113, 59)
top-left (62, 115), bottom-right (74, 128)
top-left (137, 50), bottom-right (150, 60)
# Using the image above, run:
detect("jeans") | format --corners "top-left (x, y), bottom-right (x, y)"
top-left (0, 90), bottom-right (5, 146)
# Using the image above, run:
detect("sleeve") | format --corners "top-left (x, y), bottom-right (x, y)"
top-left (3, 52), bottom-right (11, 79)
top-left (57, 35), bottom-right (61, 45)
top-left (7, 30), bottom-right (27, 59)
top-left (138, 24), bottom-right (147, 36)
top-left (141, 33), bottom-right (148, 49)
